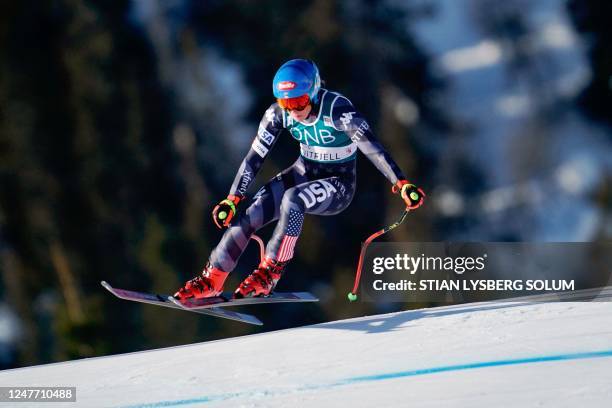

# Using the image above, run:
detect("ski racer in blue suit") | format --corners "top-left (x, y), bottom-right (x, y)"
top-left (175, 59), bottom-right (425, 300)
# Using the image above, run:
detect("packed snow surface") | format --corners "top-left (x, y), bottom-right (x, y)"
top-left (2, 296), bottom-right (612, 408)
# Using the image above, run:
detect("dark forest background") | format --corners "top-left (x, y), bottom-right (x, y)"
top-left (0, 0), bottom-right (610, 369)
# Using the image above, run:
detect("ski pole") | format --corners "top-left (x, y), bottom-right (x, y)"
top-left (348, 208), bottom-right (411, 302)
top-left (251, 234), bottom-right (266, 263)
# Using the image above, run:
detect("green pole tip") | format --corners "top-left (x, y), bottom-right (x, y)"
top-left (410, 192), bottom-right (419, 201)
top-left (219, 211), bottom-right (227, 220)
top-left (347, 292), bottom-right (358, 302)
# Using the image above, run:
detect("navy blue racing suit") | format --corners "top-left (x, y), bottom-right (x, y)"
top-left (209, 88), bottom-right (406, 272)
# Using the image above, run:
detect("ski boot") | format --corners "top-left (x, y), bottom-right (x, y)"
top-left (174, 262), bottom-right (229, 300)
top-left (234, 257), bottom-right (287, 299)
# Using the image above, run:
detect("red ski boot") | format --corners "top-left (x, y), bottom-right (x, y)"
top-left (234, 257), bottom-right (287, 299)
top-left (174, 262), bottom-right (229, 300)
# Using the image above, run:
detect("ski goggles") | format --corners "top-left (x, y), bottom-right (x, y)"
top-left (277, 94), bottom-right (311, 111)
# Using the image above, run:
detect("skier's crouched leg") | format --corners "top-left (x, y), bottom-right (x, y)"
top-left (176, 190), bottom-right (280, 300)
top-left (234, 188), bottom-right (304, 298)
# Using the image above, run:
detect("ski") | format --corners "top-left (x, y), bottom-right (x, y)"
top-left (170, 291), bottom-right (319, 310)
top-left (101, 281), bottom-right (263, 326)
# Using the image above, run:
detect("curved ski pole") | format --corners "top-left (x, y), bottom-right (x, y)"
top-left (348, 209), bottom-right (410, 302)
top-left (251, 234), bottom-right (266, 263)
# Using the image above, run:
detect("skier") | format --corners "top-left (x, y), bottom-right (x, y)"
top-left (174, 59), bottom-right (425, 300)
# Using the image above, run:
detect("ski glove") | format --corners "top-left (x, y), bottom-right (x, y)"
top-left (393, 180), bottom-right (425, 210)
top-left (212, 194), bottom-right (243, 229)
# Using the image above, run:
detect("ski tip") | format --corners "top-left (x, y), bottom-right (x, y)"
top-left (222, 307), bottom-right (263, 326)
top-left (169, 296), bottom-right (264, 325)
top-left (101, 281), bottom-right (112, 291)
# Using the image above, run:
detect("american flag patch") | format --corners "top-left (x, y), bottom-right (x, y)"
top-left (277, 209), bottom-right (304, 261)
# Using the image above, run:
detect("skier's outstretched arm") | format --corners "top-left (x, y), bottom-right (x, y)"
top-left (213, 104), bottom-right (285, 228)
top-left (331, 94), bottom-right (425, 209)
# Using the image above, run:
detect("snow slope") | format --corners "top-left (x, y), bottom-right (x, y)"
top-left (2, 293), bottom-right (612, 408)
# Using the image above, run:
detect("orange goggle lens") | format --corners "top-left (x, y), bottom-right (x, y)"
top-left (277, 94), bottom-right (311, 111)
